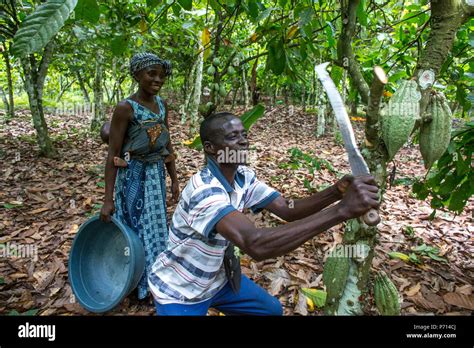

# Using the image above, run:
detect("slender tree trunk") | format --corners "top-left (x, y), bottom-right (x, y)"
top-left (231, 81), bottom-right (239, 110)
top-left (75, 70), bottom-right (90, 105)
top-left (91, 54), bottom-right (105, 131)
top-left (56, 79), bottom-right (75, 103)
top-left (0, 86), bottom-right (9, 116)
top-left (210, 10), bottom-right (224, 106)
top-left (316, 102), bottom-right (326, 137)
top-left (333, 69), bottom-right (347, 134)
top-left (242, 68), bottom-right (250, 108)
top-left (189, 43), bottom-right (204, 135)
top-left (1, 46), bottom-right (15, 119)
top-left (20, 45), bottom-right (55, 157)
top-left (181, 53), bottom-right (198, 124)
top-left (302, 85), bottom-right (306, 112)
top-left (250, 57), bottom-right (259, 106)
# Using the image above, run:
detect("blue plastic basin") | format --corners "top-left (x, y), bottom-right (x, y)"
top-left (68, 215), bottom-right (145, 313)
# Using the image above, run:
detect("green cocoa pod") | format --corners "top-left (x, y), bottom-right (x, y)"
top-left (214, 83), bottom-right (219, 91)
top-left (207, 65), bottom-right (216, 75)
top-left (381, 80), bottom-right (421, 160)
top-left (419, 92), bottom-right (452, 169)
top-left (219, 85), bottom-right (227, 97)
top-left (323, 254), bottom-right (351, 301)
top-left (228, 66), bottom-right (235, 74)
top-left (213, 57), bottom-right (220, 66)
top-left (374, 271), bottom-right (400, 315)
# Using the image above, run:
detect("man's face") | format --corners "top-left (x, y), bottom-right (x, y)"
top-left (207, 118), bottom-right (249, 165)
top-left (135, 64), bottom-right (167, 94)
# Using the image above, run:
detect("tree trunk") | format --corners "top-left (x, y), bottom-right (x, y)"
top-left (231, 81), bottom-right (240, 110)
top-left (91, 54), bottom-right (105, 131)
top-left (188, 43), bottom-right (204, 135)
top-left (316, 102), bottom-right (326, 137)
top-left (75, 70), bottom-right (90, 105)
top-left (181, 52), bottom-right (198, 124)
top-left (210, 10), bottom-right (224, 106)
top-left (0, 86), bottom-right (10, 116)
top-left (1, 46), bottom-right (15, 120)
top-left (250, 57), bottom-right (259, 106)
top-left (242, 68), bottom-right (250, 108)
top-left (20, 51), bottom-right (55, 157)
top-left (302, 85), bottom-right (306, 112)
top-left (56, 79), bottom-right (75, 103)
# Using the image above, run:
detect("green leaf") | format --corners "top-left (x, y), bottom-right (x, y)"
top-left (301, 288), bottom-right (326, 308)
top-left (403, 226), bottom-right (414, 237)
top-left (24, 309), bottom-right (39, 316)
top-left (409, 252), bottom-right (422, 264)
top-left (111, 36), bottom-right (128, 56)
top-left (0, 277), bottom-right (5, 285)
top-left (428, 253), bottom-right (448, 263)
top-left (412, 244), bottom-right (427, 252)
top-left (178, 0), bottom-right (192, 11)
top-left (256, 7), bottom-right (274, 22)
top-left (430, 196), bottom-right (444, 209)
top-left (12, 0), bottom-right (78, 57)
top-left (448, 180), bottom-right (472, 212)
top-left (96, 181), bottom-right (106, 188)
top-left (170, 3), bottom-right (181, 16)
top-left (3, 203), bottom-right (22, 209)
top-left (356, 0), bottom-right (367, 27)
top-left (438, 173), bottom-right (463, 195)
top-left (240, 104), bottom-right (265, 130)
top-left (266, 37), bottom-right (286, 75)
top-left (8, 310), bottom-right (20, 316)
top-left (324, 24), bottom-right (335, 48)
top-left (247, 0), bottom-right (259, 19)
top-left (412, 180), bottom-right (429, 200)
top-left (298, 7), bottom-right (313, 27)
top-left (330, 65), bottom-right (344, 88)
top-left (75, 0), bottom-right (100, 24)
top-left (146, 0), bottom-right (161, 9)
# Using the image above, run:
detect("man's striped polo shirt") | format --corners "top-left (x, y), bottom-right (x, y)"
top-left (148, 156), bottom-right (280, 304)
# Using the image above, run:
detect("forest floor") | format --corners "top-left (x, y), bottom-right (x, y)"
top-left (0, 105), bottom-right (472, 316)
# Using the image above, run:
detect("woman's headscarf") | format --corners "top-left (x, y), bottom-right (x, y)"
top-left (129, 52), bottom-right (172, 79)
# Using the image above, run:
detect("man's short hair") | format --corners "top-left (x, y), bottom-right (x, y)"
top-left (199, 112), bottom-right (238, 144)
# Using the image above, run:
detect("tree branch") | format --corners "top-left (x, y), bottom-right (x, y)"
top-left (337, 0), bottom-right (370, 104)
top-left (365, 66), bottom-right (387, 148)
top-left (37, 40), bottom-right (55, 100)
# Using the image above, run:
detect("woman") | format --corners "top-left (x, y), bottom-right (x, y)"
top-left (100, 52), bottom-right (179, 300)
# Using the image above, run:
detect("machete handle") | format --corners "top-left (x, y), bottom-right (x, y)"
top-left (363, 208), bottom-right (380, 226)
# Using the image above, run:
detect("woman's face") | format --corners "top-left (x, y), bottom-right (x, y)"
top-left (135, 64), bottom-right (167, 94)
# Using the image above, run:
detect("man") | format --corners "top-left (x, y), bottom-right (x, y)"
top-left (148, 112), bottom-right (379, 315)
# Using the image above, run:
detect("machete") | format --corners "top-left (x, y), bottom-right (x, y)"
top-left (315, 62), bottom-right (380, 226)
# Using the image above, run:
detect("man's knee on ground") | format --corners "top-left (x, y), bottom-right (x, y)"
top-left (268, 297), bottom-right (283, 316)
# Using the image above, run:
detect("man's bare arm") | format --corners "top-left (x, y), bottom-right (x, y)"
top-left (216, 176), bottom-right (379, 261)
top-left (265, 185), bottom-right (342, 222)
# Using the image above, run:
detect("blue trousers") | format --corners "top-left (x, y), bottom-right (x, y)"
top-left (155, 275), bottom-right (283, 316)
